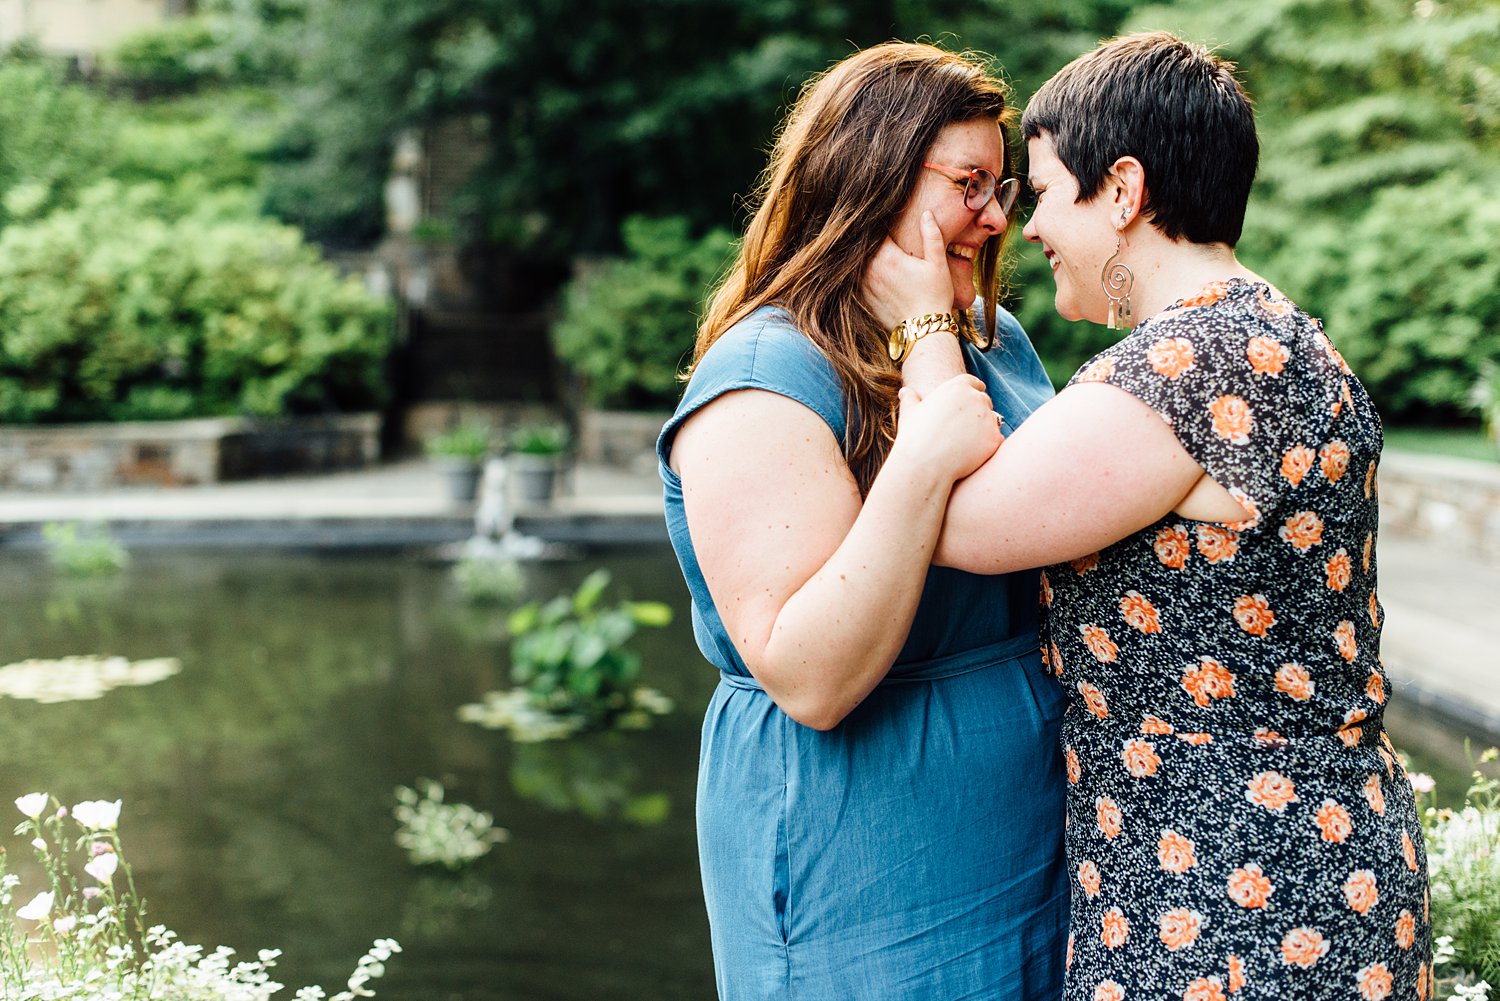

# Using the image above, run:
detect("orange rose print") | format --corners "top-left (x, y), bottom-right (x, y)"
top-left (1041, 572), bottom-right (1053, 607)
top-left (1158, 908), bottom-right (1203, 951)
top-left (1369, 590), bottom-right (1380, 629)
top-left (1227, 864), bottom-right (1274, 909)
top-left (1315, 799), bottom-right (1353, 843)
top-left (1340, 708), bottom-right (1366, 747)
top-left (1228, 954), bottom-right (1246, 993)
top-left (1079, 357), bottom-right (1118, 383)
top-left (1155, 525), bottom-right (1191, 569)
top-left (1280, 927), bottom-right (1330, 967)
top-left (1158, 830), bottom-right (1197, 873)
top-left (1365, 460), bottom-right (1377, 499)
top-left (1122, 739), bottom-right (1162, 778)
top-left (1177, 732), bottom-right (1213, 746)
top-left (1357, 962), bottom-right (1394, 1001)
top-left (1403, 829), bottom-right (1419, 871)
top-left (1246, 771), bottom-right (1299, 812)
top-left (1067, 932), bottom-right (1073, 969)
top-left (1319, 441), bottom-right (1351, 483)
top-left (1232, 594), bottom-right (1276, 636)
top-left (1396, 910), bottom-right (1416, 950)
top-left (1100, 907), bottom-right (1130, 949)
top-left (1256, 285), bottom-right (1293, 316)
top-left (1182, 656), bottom-right (1237, 707)
top-left (1226, 488), bottom-right (1260, 531)
top-left (1079, 680), bottom-right (1111, 719)
top-left (1051, 641), bottom-right (1064, 678)
top-left (1417, 963), bottom-right (1428, 1000)
top-left (1196, 524), bottom-right (1240, 563)
top-left (1325, 548), bottom-right (1352, 591)
top-left (1363, 773), bottom-right (1387, 816)
top-left (1141, 715), bottom-right (1174, 735)
top-left (1274, 662), bottom-right (1315, 701)
top-left (1078, 859), bottom-right (1102, 897)
top-left (1066, 746), bottom-right (1081, 785)
top-left (1209, 395), bottom-right (1254, 445)
top-left (1120, 590), bottom-right (1162, 633)
top-left (1180, 281), bottom-right (1231, 309)
top-left (1363, 532), bottom-right (1373, 572)
top-left (1281, 445), bottom-right (1315, 487)
top-left (1149, 337), bottom-right (1197, 379)
top-left (1096, 797), bottom-right (1123, 840)
top-left (1379, 747), bottom-right (1395, 778)
top-left (1093, 982), bottom-right (1124, 1001)
top-left (1183, 977), bottom-right (1226, 1001)
top-left (1071, 551), bottom-right (1100, 574)
top-left (1253, 727), bottom-right (1287, 747)
top-left (1279, 510), bottom-right (1324, 551)
top-left (1366, 671), bottom-right (1385, 704)
top-left (1246, 335), bottom-right (1289, 376)
top-left (1343, 869), bottom-right (1379, 914)
top-left (1081, 625), bottom-right (1119, 663)
top-left (1334, 620), bottom-right (1358, 662)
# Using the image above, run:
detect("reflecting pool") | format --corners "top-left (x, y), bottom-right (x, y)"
top-left (0, 548), bottom-right (717, 1000)
top-left (0, 547), bottom-right (1487, 999)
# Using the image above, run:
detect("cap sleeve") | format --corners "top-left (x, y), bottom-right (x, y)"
top-left (657, 307), bottom-right (846, 475)
top-left (1067, 295), bottom-right (1344, 531)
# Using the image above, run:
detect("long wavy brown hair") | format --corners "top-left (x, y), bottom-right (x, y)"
top-left (694, 42), bottom-right (1015, 495)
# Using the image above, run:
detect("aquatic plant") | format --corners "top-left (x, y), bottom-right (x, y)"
top-left (1424, 748), bottom-right (1500, 998)
top-left (0, 655), bottom-right (180, 703)
top-left (392, 779), bottom-right (508, 871)
top-left (2, 793), bottom-right (399, 999)
top-left (452, 553), bottom-right (525, 606)
top-left (458, 570), bottom-right (673, 740)
top-left (41, 521), bottom-right (129, 576)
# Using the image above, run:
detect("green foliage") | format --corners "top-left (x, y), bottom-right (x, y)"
top-left (1118, 0), bottom-right (1500, 422)
top-left (1470, 362), bottom-right (1500, 441)
top-left (392, 779), bottom-right (508, 870)
top-left (507, 423), bottom-right (570, 455)
top-left (424, 422), bottom-right (491, 460)
top-left (0, 182), bottom-right (393, 423)
top-left (109, 16), bottom-right (223, 94)
top-left (452, 553), bottom-right (525, 605)
top-left (0, 61), bottom-right (115, 232)
top-left (41, 523), bottom-right (129, 577)
top-left (202, 0), bottom-right (1149, 252)
top-left (505, 569), bottom-right (672, 723)
top-left (552, 216), bottom-right (735, 409)
top-left (1423, 749), bottom-right (1500, 990)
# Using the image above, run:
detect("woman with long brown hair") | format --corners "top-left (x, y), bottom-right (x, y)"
top-left (656, 42), bottom-right (1068, 998)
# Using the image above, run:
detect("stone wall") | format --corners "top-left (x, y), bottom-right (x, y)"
top-left (1379, 449), bottom-right (1500, 563)
top-left (0, 414), bottom-right (380, 490)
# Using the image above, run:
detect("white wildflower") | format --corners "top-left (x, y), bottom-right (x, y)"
top-left (70, 800), bottom-right (122, 830)
top-left (85, 852), bottom-right (119, 883)
top-left (16, 890), bottom-right (54, 921)
top-left (15, 792), bottom-right (49, 819)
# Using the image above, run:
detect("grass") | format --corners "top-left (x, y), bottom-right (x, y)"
top-left (1384, 426), bottom-right (1497, 463)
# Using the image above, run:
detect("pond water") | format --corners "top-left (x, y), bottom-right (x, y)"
top-left (0, 546), bottom-right (1488, 1000)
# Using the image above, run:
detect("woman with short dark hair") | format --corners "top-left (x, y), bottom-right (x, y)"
top-left (867, 30), bottom-right (1431, 1001)
top-left (659, 41), bottom-right (1069, 1000)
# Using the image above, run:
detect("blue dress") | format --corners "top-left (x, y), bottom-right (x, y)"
top-left (657, 305), bottom-right (1068, 1000)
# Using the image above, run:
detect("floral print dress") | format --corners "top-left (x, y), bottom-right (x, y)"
top-left (1041, 278), bottom-right (1432, 1001)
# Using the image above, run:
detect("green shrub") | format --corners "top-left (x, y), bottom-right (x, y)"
top-left (0, 61), bottom-right (115, 232)
top-left (551, 216), bottom-right (735, 410)
top-left (109, 17), bottom-right (222, 94)
top-left (452, 554), bottom-right (525, 606)
top-left (0, 182), bottom-right (393, 422)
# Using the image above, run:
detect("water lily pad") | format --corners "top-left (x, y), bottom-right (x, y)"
top-left (0, 656), bottom-right (182, 703)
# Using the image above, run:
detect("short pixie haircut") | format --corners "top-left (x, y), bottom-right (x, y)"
top-left (1021, 31), bottom-right (1258, 246)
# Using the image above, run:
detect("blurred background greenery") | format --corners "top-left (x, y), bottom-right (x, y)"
top-left (1, 0), bottom-right (1496, 444)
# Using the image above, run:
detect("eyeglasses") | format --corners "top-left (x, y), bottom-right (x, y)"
top-left (922, 162), bottom-right (1020, 215)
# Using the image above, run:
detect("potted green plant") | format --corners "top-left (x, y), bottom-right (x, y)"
top-left (1470, 362), bottom-right (1500, 462)
top-left (425, 422), bottom-right (492, 502)
top-left (506, 423), bottom-right (570, 505)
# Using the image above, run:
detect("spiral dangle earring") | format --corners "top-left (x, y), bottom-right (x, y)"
top-left (1101, 208), bottom-right (1134, 330)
